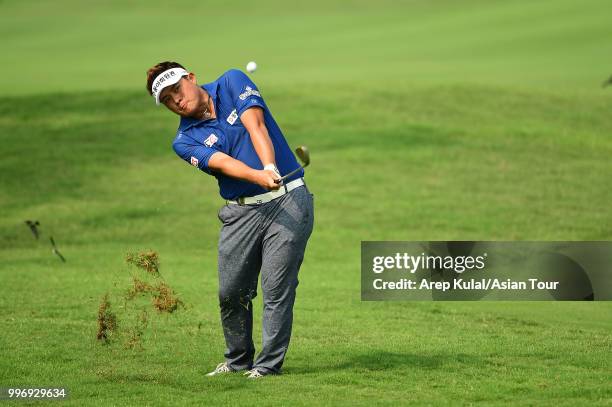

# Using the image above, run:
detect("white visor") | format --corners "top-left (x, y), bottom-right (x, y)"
top-left (151, 68), bottom-right (188, 105)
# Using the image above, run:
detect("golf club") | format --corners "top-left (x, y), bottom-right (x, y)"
top-left (275, 146), bottom-right (310, 183)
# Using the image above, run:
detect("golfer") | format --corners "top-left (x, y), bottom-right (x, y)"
top-left (146, 61), bottom-right (314, 379)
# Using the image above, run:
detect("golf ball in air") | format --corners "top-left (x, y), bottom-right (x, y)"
top-left (246, 61), bottom-right (257, 73)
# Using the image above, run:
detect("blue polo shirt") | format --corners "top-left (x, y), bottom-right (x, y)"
top-left (171, 69), bottom-right (303, 200)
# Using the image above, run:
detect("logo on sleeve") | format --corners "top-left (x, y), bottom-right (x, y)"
top-left (239, 86), bottom-right (261, 101)
top-left (226, 109), bottom-right (238, 125)
top-left (204, 133), bottom-right (218, 147)
top-left (190, 156), bottom-right (199, 167)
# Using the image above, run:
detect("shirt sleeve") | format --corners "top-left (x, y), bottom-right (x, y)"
top-left (224, 69), bottom-right (266, 116)
top-left (172, 134), bottom-right (217, 175)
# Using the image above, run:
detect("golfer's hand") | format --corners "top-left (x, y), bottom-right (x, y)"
top-left (255, 169), bottom-right (281, 191)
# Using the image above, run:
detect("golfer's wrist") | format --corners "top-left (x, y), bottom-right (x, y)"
top-left (247, 168), bottom-right (267, 186)
top-left (249, 168), bottom-right (263, 184)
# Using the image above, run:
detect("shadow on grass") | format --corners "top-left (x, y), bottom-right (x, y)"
top-left (287, 351), bottom-right (483, 375)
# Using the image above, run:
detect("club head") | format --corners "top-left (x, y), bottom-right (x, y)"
top-left (295, 146), bottom-right (310, 167)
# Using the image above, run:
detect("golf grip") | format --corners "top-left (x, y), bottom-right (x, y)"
top-left (274, 166), bottom-right (304, 184)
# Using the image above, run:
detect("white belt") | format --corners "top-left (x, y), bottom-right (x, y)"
top-left (227, 178), bottom-right (305, 205)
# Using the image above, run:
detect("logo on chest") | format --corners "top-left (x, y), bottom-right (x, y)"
top-left (204, 133), bottom-right (218, 147)
top-left (226, 109), bottom-right (238, 125)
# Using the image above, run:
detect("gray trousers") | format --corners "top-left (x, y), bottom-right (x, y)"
top-left (216, 184), bottom-right (314, 374)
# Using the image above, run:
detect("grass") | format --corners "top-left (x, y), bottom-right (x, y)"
top-left (1, 0), bottom-right (612, 405)
top-left (1, 0), bottom-right (611, 95)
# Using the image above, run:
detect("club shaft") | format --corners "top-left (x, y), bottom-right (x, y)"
top-left (275, 166), bottom-right (304, 183)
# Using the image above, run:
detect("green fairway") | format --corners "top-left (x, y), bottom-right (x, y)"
top-left (1, 0), bottom-right (611, 405)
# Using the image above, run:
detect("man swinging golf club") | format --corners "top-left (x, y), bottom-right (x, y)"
top-left (145, 61), bottom-right (314, 379)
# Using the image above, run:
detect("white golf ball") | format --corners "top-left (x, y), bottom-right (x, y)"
top-left (246, 61), bottom-right (257, 73)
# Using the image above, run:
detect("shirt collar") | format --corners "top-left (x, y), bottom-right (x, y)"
top-left (178, 81), bottom-right (220, 132)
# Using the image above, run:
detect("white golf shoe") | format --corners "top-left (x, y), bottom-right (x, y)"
top-left (206, 362), bottom-right (232, 377)
top-left (243, 368), bottom-right (266, 379)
